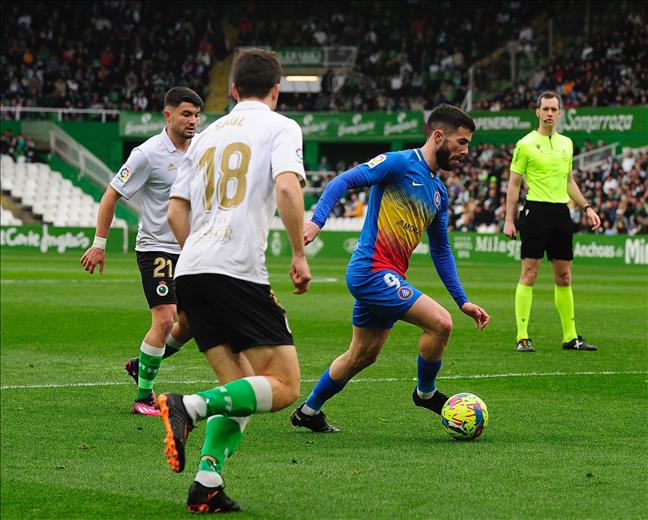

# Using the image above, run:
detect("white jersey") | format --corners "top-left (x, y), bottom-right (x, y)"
top-left (171, 100), bottom-right (305, 284)
top-left (110, 128), bottom-right (186, 254)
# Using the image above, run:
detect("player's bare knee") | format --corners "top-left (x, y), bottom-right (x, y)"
top-left (352, 347), bottom-right (380, 370)
top-left (153, 314), bottom-right (175, 337)
top-left (433, 310), bottom-right (453, 340)
top-left (555, 272), bottom-right (571, 286)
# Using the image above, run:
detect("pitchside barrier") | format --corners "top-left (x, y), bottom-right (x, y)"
top-left (1, 226), bottom-right (646, 267)
top-left (0, 225), bottom-right (127, 254)
top-left (268, 230), bottom-right (648, 267)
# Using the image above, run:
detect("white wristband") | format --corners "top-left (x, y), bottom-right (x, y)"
top-left (92, 236), bottom-right (107, 250)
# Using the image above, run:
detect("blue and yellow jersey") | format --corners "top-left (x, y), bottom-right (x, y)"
top-left (312, 149), bottom-right (467, 308)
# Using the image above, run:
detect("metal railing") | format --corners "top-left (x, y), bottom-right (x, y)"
top-left (573, 142), bottom-right (619, 172)
top-left (46, 124), bottom-right (141, 214)
top-left (1, 106), bottom-right (120, 122)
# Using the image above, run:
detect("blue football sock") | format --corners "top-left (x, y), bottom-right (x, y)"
top-left (417, 354), bottom-right (442, 394)
top-left (304, 368), bottom-right (346, 413)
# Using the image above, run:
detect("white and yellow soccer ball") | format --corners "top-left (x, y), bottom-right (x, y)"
top-left (441, 393), bottom-right (489, 441)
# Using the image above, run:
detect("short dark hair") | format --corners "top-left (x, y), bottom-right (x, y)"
top-left (536, 90), bottom-right (562, 109)
top-left (233, 49), bottom-right (282, 99)
top-left (426, 104), bottom-right (475, 134)
top-left (164, 87), bottom-right (204, 110)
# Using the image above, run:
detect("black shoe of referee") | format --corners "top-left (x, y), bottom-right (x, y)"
top-left (562, 335), bottom-right (597, 351)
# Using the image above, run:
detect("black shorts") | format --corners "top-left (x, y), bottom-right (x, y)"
top-left (175, 273), bottom-right (294, 353)
top-left (518, 201), bottom-right (573, 261)
top-left (136, 251), bottom-right (180, 308)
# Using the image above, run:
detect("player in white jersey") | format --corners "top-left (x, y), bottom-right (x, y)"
top-left (159, 49), bottom-right (311, 513)
top-left (80, 87), bottom-right (204, 416)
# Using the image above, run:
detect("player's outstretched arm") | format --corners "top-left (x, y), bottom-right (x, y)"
top-left (460, 302), bottom-right (490, 332)
top-left (276, 171), bottom-right (311, 294)
top-left (504, 171), bottom-right (523, 239)
top-left (168, 197), bottom-right (191, 247)
top-left (80, 186), bottom-right (121, 274)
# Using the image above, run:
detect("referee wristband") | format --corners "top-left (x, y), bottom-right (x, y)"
top-left (583, 205), bottom-right (592, 211)
top-left (92, 236), bottom-right (107, 250)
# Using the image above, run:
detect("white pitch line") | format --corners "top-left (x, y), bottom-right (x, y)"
top-left (0, 370), bottom-right (645, 391)
top-left (0, 278), bottom-right (136, 284)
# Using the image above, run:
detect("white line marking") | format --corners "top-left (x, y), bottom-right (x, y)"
top-left (0, 370), bottom-right (644, 391)
top-left (1, 278), bottom-right (136, 284)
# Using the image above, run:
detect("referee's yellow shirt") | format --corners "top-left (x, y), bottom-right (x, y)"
top-left (510, 130), bottom-right (573, 203)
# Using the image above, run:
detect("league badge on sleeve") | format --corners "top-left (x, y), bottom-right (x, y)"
top-left (115, 166), bottom-right (131, 186)
top-left (366, 154), bottom-right (387, 168)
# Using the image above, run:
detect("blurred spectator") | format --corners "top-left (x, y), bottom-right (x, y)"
top-left (344, 192), bottom-right (365, 218)
top-left (1, 130), bottom-right (16, 156)
top-left (621, 148), bottom-right (636, 173)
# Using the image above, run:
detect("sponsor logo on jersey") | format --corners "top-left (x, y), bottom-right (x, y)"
top-left (395, 219), bottom-right (420, 234)
top-left (397, 286), bottom-right (414, 300)
top-left (434, 191), bottom-right (441, 208)
top-left (115, 166), bottom-right (131, 185)
top-left (366, 154), bottom-right (386, 168)
top-left (156, 282), bottom-right (169, 296)
top-left (296, 147), bottom-right (303, 162)
top-left (167, 162), bottom-right (176, 171)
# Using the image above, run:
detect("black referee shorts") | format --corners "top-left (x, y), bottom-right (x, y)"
top-left (518, 201), bottom-right (574, 261)
top-left (175, 273), bottom-right (294, 353)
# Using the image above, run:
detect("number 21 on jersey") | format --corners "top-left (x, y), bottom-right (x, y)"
top-left (198, 143), bottom-right (251, 211)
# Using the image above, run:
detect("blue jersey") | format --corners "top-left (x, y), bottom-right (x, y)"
top-left (312, 149), bottom-right (468, 308)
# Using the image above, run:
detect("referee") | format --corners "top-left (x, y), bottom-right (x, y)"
top-left (504, 91), bottom-right (601, 352)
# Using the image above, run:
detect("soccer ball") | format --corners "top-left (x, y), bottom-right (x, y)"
top-left (441, 393), bottom-right (489, 441)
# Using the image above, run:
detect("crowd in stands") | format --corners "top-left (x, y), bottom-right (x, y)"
top-left (310, 143), bottom-right (648, 236)
top-left (238, 1), bottom-right (539, 112)
top-left (1, 129), bottom-right (36, 162)
top-left (2, 2), bottom-right (645, 114)
top-left (477, 12), bottom-right (648, 110)
top-left (1, 2), bottom-right (226, 113)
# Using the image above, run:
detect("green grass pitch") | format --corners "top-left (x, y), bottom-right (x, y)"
top-left (1, 250), bottom-right (647, 519)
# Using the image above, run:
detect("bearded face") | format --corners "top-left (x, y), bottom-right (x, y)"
top-left (436, 140), bottom-right (454, 170)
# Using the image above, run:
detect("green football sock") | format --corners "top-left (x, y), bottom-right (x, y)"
top-left (195, 376), bottom-right (273, 418)
top-left (555, 285), bottom-right (578, 342)
top-left (136, 342), bottom-right (164, 401)
top-left (515, 283), bottom-right (533, 340)
top-left (162, 334), bottom-right (184, 359)
top-left (199, 415), bottom-right (249, 474)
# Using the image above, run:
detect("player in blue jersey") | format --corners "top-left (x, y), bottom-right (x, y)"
top-left (291, 104), bottom-right (490, 432)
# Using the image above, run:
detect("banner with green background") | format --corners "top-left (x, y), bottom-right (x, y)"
top-left (3, 225), bottom-right (645, 267)
top-left (119, 110), bottom-right (424, 141)
top-left (119, 112), bottom-right (221, 139)
top-left (282, 111), bottom-right (424, 141)
top-left (465, 106), bottom-right (648, 148)
top-left (267, 230), bottom-right (648, 267)
top-left (0, 225), bottom-right (127, 253)
top-left (118, 106), bottom-right (647, 148)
